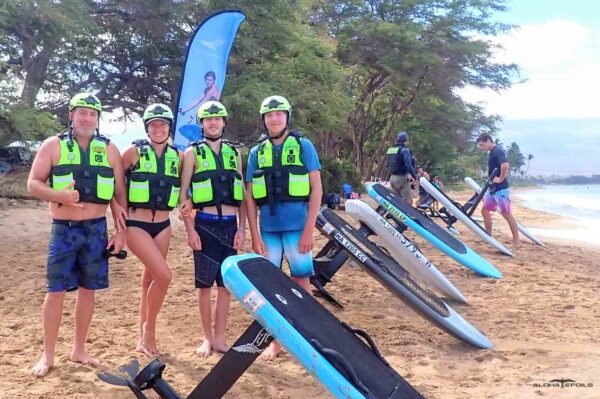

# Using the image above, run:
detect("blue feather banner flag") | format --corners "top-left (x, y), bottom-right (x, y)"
top-left (173, 10), bottom-right (245, 150)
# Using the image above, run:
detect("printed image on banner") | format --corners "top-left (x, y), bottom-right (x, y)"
top-left (173, 10), bottom-right (245, 150)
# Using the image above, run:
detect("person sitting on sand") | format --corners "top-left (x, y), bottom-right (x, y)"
top-left (121, 104), bottom-right (183, 357)
top-left (179, 101), bottom-right (247, 357)
top-left (476, 133), bottom-right (520, 251)
top-left (27, 93), bottom-right (127, 376)
top-left (245, 95), bottom-right (323, 360)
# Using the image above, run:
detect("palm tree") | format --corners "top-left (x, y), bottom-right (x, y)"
top-left (525, 154), bottom-right (534, 175)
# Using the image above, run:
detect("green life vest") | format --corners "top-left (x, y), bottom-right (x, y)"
top-left (50, 132), bottom-right (114, 204)
top-left (191, 140), bottom-right (243, 209)
top-left (127, 140), bottom-right (181, 211)
top-left (251, 132), bottom-right (311, 207)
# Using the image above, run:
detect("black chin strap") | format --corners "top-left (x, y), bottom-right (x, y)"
top-left (67, 125), bottom-right (75, 143)
top-left (268, 128), bottom-right (286, 140)
top-left (204, 134), bottom-right (222, 142)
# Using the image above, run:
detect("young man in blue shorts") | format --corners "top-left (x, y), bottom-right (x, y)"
top-left (179, 101), bottom-right (246, 357)
top-left (246, 95), bottom-right (323, 360)
top-left (476, 133), bottom-right (520, 251)
top-left (27, 93), bottom-right (127, 376)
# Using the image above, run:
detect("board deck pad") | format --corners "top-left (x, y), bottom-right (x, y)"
top-left (315, 208), bottom-right (493, 349)
top-left (317, 208), bottom-right (450, 318)
top-left (235, 256), bottom-right (425, 399)
top-left (422, 178), bottom-right (489, 236)
top-left (420, 177), bottom-right (513, 256)
top-left (370, 184), bottom-right (466, 253)
top-left (344, 199), bottom-right (467, 303)
top-left (368, 183), bottom-right (502, 279)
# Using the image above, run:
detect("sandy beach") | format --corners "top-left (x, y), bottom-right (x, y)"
top-left (1, 191), bottom-right (599, 399)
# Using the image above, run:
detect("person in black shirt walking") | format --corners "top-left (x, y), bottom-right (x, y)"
top-left (476, 133), bottom-right (520, 251)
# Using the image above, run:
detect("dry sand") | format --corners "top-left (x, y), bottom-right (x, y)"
top-left (1, 191), bottom-right (599, 399)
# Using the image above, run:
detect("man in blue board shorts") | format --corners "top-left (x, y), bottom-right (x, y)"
top-left (27, 93), bottom-right (127, 376)
top-left (246, 95), bottom-right (323, 360)
top-left (476, 133), bottom-right (520, 251)
top-left (179, 101), bottom-right (247, 357)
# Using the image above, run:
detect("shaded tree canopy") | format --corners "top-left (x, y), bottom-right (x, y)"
top-left (0, 0), bottom-right (524, 189)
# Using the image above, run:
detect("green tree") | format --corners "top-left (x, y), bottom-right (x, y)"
top-left (320, 155), bottom-right (363, 195)
top-left (311, 0), bottom-right (518, 178)
top-left (215, 0), bottom-right (351, 147)
top-left (0, 0), bottom-right (95, 107)
top-left (525, 153), bottom-right (534, 175)
top-left (506, 141), bottom-right (525, 175)
top-left (0, 103), bottom-right (63, 146)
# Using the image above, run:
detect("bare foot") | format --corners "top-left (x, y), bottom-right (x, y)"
top-left (141, 322), bottom-right (160, 356)
top-left (261, 342), bottom-right (280, 361)
top-left (195, 339), bottom-right (212, 357)
top-left (70, 350), bottom-right (100, 367)
top-left (32, 354), bottom-right (53, 377)
top-left (512, 240), bottom-right (520, 254)
top-left (140, 346), bottom-right (160, 358)
top-left (212, 340), bottom-right (230, 354)
top-left (135, 338), bottom-right (145, 354)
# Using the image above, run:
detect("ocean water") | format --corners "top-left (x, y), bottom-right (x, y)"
top-left (515, 184), bottom-right (600, 245)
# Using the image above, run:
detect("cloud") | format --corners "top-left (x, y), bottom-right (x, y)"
top-left (101, 111), bottom-right (146, 153)
top-left (493, 19), bottom-right (591, 70)
top-left (460, 19), bottom-right (600, 119)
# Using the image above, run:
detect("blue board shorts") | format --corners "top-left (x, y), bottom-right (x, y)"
top-left (483, 188), bottom-right (511, 214)
top-left (193, 213), bottom-right (237, 289)
top-left (262, 230), bottom-right (314, 278)
top-left (47, 217), bottom-right (109, 292)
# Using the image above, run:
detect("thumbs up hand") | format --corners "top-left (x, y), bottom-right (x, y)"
top-left (59, 181), bottom-right (83, 208)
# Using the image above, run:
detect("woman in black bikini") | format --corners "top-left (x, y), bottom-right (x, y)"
top-left (121, 104), bottom-right (183, 356)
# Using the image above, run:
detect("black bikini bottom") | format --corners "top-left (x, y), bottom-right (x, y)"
top-left (126, 219), bottom-right (171, 239)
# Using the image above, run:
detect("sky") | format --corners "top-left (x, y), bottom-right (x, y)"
top-left (457, 0), bottom-right (600, 175)
top-left (102, 1), bottom-right (600, 174)
top-left (460, 0), bottom-right (600, 120)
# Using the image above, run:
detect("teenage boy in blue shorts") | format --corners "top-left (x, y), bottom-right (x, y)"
top-left (246, 95), bottom-right (323, 360)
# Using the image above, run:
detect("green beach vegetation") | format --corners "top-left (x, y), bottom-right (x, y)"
top-left (0, 0), bottom-right (523, 194)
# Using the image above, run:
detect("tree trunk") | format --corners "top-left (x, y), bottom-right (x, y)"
top-left (20, 48), bottom-right (52, 106)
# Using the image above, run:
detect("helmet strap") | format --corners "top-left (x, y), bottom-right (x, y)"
top-left (67, 124), bottom-right (75, 144)
top-left (204, 134), bottom-right (223, 142)
top-left (268, 127), bottom-right (287, 140)
top-left (262, 111), bottom-right (290, 140)
top-left (201, 122), bottom-right (225, 142)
